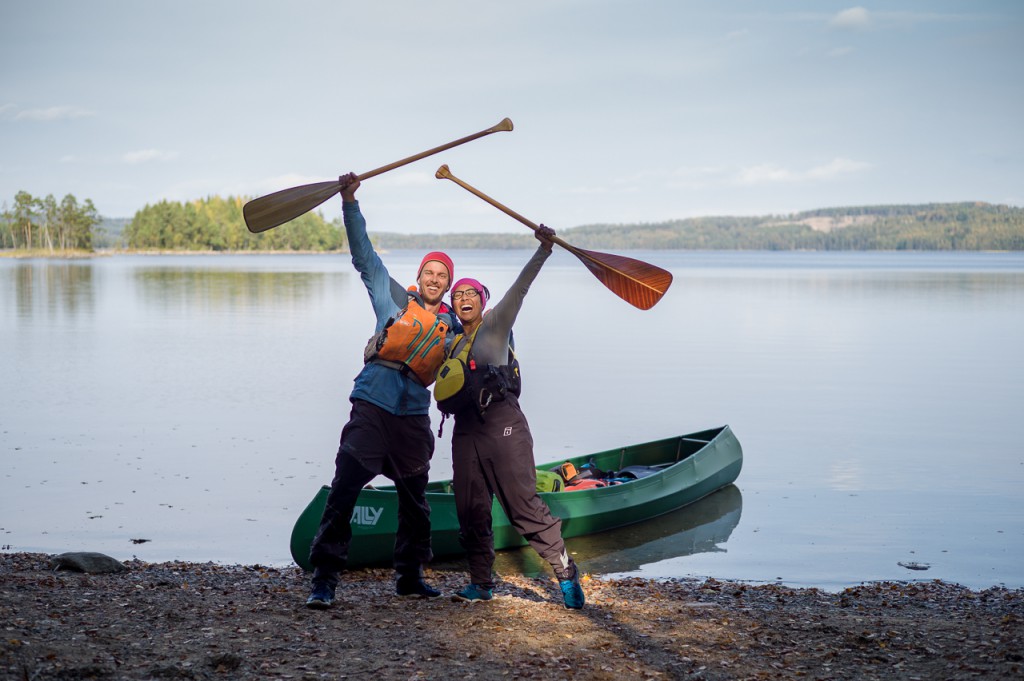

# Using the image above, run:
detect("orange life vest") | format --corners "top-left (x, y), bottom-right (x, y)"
top-left (364, 293), bottom-right (449, 387)
top-left (564, 479), bottom-right (607, 491)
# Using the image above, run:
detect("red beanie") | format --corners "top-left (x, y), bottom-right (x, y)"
top-left (418, 251), bottom-right (453, 282)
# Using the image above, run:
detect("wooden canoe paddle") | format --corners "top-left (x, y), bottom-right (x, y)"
top-left (243, 118), bottom-right (514, 233)
top-left (435, 164), bottom-right (673, 310)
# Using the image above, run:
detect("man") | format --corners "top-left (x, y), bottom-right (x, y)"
top-left (305, 172), bottom-right (458, 608)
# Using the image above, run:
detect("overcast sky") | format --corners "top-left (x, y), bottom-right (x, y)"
top-left (2, 1), bottom-right (1021, 234)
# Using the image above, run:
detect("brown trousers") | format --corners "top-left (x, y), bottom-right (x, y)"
top-left (451, 396), bottom-right (570, 589)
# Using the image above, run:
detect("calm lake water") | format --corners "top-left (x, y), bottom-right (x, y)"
top-left (2, 250), bottom-right (1022, 592)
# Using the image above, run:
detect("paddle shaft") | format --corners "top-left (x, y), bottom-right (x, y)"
top-left (243, 118), bottom-right (513, 233)
top-left (434, 164), bottom-right (673, 310)
top-left (434, 164), bottom-right (573, 250)
top-left (356, 117), bottom-right (512, 182)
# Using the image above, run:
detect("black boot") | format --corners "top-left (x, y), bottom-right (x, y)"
top-left (396, 572), bottom-right (441, 599)
top-left (305, 568), bottom-right (338, 609)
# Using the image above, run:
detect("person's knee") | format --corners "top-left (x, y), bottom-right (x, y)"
top-left (334, 450), bottom-right (375, 485)
top-left (459, 526), bottom-right (494, 545)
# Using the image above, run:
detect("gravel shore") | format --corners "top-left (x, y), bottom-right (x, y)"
top-left (2, 552), bottom-right (1021, 680)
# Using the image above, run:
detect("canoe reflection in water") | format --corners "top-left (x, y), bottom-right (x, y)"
top-left (465, 484), bottom-right (743, 578)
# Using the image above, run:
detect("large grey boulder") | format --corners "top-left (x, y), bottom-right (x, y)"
top-left (51, 551), bottom-right (129, 574)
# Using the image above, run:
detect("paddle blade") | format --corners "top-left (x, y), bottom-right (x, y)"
top-left (243, 180), bottom-right (341, 233)
top-left (570, 247), bottom-right (673, 310)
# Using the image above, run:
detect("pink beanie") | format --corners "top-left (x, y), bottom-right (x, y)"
top-left (451, 277), bottom-right (488, 309)
top-left (418, 251), bottom-right (453, 283)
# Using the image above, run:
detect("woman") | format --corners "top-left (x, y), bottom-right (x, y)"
top-left (436, 225), bottom-right (584, 609)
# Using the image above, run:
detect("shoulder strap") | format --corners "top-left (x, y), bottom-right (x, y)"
top-left (448, 325), bottom-right (481, 360)
top-left (392, 280), bottom-right (418, 307)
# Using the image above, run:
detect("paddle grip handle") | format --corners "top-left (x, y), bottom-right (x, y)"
top-left (434, 164), bottom-right (571, 251)
top-left (358, 118), bottom-right (513, 182)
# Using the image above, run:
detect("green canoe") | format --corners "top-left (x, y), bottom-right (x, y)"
top-left (289, 424), bottom-right (743, 570)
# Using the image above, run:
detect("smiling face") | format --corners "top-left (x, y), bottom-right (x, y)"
top-left (451, 284), bottom-right (483, 327)
top-left (416, 261), bottom-right (451, 307)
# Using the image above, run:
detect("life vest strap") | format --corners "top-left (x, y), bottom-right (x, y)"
top-left (369, 357), bottom-right (426, 387)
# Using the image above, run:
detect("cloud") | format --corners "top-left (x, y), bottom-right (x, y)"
top-left (239, 171), bottom-right (430, 199)
top-left (806, 157), bottom-right (872, 180)
top-left (830, 7), bottom-right (871, 30)
top-left (225, 173), bottom-right (330, 202)
top-left (14, 105), bottom-right (95, 121)
top-left (375, 170), bottom-right (434, 188)
top-left (736, 164), bottom-right (797, 185)
top-left (565, 185), bottom-right (612, 196)
top-left (828, 46), bottom-right (855, 58)
top-left (736, 157), bottom-right (871, 185)
top-left (122, 149), bottom-right (180, 164)
top-left (667, 165), bottom-right (731, 189)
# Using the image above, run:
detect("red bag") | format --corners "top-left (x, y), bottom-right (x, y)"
top-left (564, 479), bottom-right (606, 492)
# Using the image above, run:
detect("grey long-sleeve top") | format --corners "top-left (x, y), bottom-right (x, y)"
top-left (464, 245), bottom-right (551, 366)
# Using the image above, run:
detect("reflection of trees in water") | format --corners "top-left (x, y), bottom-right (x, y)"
top-left (458, 484), bottom-right (744, 578)
top-left (133, 269), bottom-right (350, 312)
top-left (8, 262), bottom-right (95, 318)
top-left (687, 271), bottom-right (1024, 302)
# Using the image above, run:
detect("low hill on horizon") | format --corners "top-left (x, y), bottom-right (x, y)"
top-left (371, 201), bottom-right (1024, 251)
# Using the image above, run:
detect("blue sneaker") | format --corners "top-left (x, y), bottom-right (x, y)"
top-left (452, 583), bottom-right (493, 603)
top-left (396, 576), bottom-right (441, 599)
top-left (559, 565), bottom-right (585, 610)
top-left (305, 580), bottom-right (335, 609)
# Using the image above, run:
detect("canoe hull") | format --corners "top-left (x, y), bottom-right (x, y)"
top-left (290, 425), bottom-right (742, 570)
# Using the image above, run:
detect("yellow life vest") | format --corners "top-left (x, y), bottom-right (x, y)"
top-left (433, 327), bottom-right (480, 414)
top-left (434, 327), bottom-right (521, 417)
top-left (364, 292), bottom-right (449, 387)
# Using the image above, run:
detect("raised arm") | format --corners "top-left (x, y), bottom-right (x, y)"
top-left (340, 173), bottom-right (404, 327)
top-left (470, 226), bottom-right (554, 365)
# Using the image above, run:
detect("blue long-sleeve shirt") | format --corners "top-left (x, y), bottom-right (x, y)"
top-left (344, 200), bottom-right (458, 415)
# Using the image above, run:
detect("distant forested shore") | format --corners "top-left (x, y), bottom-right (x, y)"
top-left (2, 194), bottom-right (341, 253)
top-left (3, 193), bottom-right (1023, 253)
top-left (374, 202), bottom-right (1024, 251)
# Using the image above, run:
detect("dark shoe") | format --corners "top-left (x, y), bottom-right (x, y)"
top-left (396, 576), bottom-right (441, 599)
top-left (452, 583), bottom-right (493, 603)
top-left (558, 565), bottom-right (585, 610)
top-left (305, 581), bottom-right (335, 609)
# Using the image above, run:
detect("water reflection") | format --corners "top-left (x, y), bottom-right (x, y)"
top-left (446, 485), bottom-right (743, 578)
top-left (5, 262), bottom-right (96, 319)
top-left (677, 270), bottom-right (1024, 301)
top-left (132, 268), bottom-right (339, 311)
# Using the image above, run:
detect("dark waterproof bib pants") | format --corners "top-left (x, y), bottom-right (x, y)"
top-left (451, 395), bottom-right (568, 590)
top-left (309, 400), bottom-right (433, 581)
